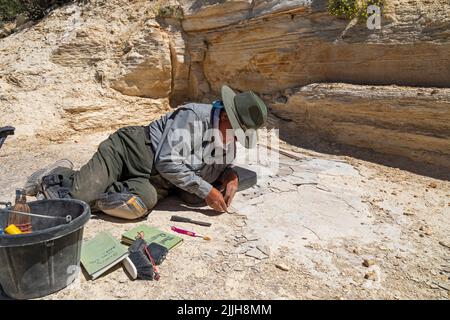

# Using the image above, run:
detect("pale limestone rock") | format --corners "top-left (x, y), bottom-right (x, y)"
top-left (245, 247), bottom-right (269, 260)
top-left (181, 0), bottom-right (253, 32)
top-left (270, 83), bottom-right (450, 169)
top-left (275, 263), bottom-right (290, 271)
top-left (62, 98), bottom-right (170, 133)
top-left (363, 259), bottom-right (376, 268)
top-left (182, 0), bottom-right (450, 95)
top-left (0, 0), bottom-right (172, 141)
top-left (110, 24), bottom-right (172, 99)
top-left (1, 0), bottom-right (450, 168)
top-left (166, 22), bottom-right (191, 105)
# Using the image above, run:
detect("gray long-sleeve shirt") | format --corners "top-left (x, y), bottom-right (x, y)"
top-left (147, 103), bottom-right (235, 199)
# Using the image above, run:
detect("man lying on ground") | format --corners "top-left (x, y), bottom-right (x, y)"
top-left (24, 85), bottom-right (268, 219)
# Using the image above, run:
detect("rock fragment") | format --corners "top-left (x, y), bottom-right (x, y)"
top-left (275, 263), bottom-right (290, 271)
top-left (256, 245), bottom-right (271, 257)
top-left (364, 271), bottom-right (377, 281)
top-left (419, 225), bottom-right (433, 236)
top-left (438, 241), bottom-right (450, 249)
top-left (245, 247), bottom-right (269, 260)
top-left (362, 259), bottom-right (376, 267)
top-left (244, 234), bottom-right (259, 241)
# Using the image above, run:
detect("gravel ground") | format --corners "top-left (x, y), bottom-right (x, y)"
top-left (0, 131), bottom-right (448, 300)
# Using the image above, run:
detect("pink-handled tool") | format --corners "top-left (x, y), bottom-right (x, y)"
top-left (171, 226), bottom-right (211, 241)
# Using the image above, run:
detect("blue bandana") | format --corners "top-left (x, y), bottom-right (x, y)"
top-left (212, 99), bottom-right (224, 110)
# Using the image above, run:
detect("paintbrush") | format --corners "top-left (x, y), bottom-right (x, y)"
top-left (170, 226), bottom-right (211, 241)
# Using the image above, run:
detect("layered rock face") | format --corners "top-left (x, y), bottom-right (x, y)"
top-left (271, 83), bottom-right (450, 168)
top-left (0, 1), bottom-right (172, 140)
top-left (0, 0), bottom-right (449, 170)
top-left (181, 0), bottom-right (450, 94)
top-left (177, 0), bottom-right (450, 168)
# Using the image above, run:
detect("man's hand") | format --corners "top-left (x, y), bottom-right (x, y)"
top-left (205, 187), bottom-right (228, 213)
top-left (222, 171), bottom-right (239, 207)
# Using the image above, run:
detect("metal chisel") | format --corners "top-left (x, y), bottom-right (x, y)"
top-left (170, 215), bottom-right (211, 227)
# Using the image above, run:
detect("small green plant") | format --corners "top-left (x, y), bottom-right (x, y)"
top-left (0, 0), bottom-right (26, 22)
top-left (156, 4), bottom-right (184, 20)
top-left (1, 1), bottom-right (78, 23)
top-left (328, 0), bottom-right (384, 20)
top-left (21, 0), bottom-right (75, 21)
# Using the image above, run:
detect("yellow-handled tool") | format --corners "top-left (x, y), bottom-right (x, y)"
top-left (5, 224), bottom-right (23, 235)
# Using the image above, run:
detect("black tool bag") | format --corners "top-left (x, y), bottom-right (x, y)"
top-left (147, 242), bottom-right (168, 265)
top-left (128, 238), bottom-right (168, 280)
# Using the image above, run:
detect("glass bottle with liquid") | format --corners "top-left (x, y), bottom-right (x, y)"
top-left (8, 189), bottom-right (32, 233)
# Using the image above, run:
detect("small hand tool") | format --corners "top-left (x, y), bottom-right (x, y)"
top-left (170, 226), bottom-right (211, 241)
top-left (170, 215), bottom-right (211, 227)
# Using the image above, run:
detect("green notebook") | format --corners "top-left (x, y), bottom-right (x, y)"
top-left (122, 225), bottom-right (183, 250)
top-left (80, 231), bottom-right (129, 280)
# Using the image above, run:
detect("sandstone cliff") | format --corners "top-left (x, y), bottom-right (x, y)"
top-left (271, 83), bottom-right (450, 169)
top-left (0, 0), bottom-right (449, 170)
top-left (178, 0), bottom-right (450, 169)
top-left (0, 0), bottom-right (173, 141)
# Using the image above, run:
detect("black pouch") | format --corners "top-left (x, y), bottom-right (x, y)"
top-left (128, 238), bottom-right (154, 280)
top-left (147, 243), bottom-right (168, 265)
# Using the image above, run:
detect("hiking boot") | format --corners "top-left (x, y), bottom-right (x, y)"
top-left (23, 159), bottom-right (73, 196)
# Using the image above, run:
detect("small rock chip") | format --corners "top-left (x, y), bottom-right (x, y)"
top-left (233, 265), bottom-right (245, 272)
top-left (363, 259), bottom-right (376, 267)
top-left (433, 282), bottom-right (450, 292)
top-left (438, 241), bottom-right (450, 249)
top-left (256, 245), bottom-right (271, 257)
top-left (419, 225), bottom-right (433, 235)
top-left (275, 263), bottom-right (290, 271)
top-left (234, 246), bottom-right (250, 255)
top-left (244, 234), bottom-right (259, 241)
top-left (245, 247), bottom-right (269, 260)
top-left (428, 182), bottom-right (437, 188)
top-left (364, 271), bottom-right (377, 281)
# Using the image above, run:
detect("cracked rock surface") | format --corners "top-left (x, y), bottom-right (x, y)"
top-left (0, 131), bottom-right (448, 300)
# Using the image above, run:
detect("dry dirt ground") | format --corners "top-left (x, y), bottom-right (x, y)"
top-left (0, 129), bottom-right (449, 300)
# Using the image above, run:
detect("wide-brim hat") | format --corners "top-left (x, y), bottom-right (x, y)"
top-left (221, 85), bottom-right (268, 148)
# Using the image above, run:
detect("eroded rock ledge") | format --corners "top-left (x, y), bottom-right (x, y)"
top-left (180, 0), bottom-right (450, 97)
top-left (271, 83), bottom-right (450, 169)
top-left (1, 0), bottom-right (449, 170)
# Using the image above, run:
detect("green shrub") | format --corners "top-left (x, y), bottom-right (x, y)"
top-left (156, 4), bottom-right (183, 20)
top-left (1, 0), bottom-right (77, 23)
top-left (327, 0), bottom-right (384, 20)
top-left (0, 0), bottom-right (26, 22)
top-left (21, 1), bottom-right (76, 21)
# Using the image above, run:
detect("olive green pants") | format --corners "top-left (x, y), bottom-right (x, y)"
top-left (58, 126), bottom-right (169, 210)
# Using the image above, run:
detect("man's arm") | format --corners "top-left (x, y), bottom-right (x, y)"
top-left (153, 108), bottom-right (212, 199)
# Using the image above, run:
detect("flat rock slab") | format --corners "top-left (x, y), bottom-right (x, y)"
top-left (245, 247), bottom-right (269, 260)
top-left (233, 157), bottom-right (406, 263)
